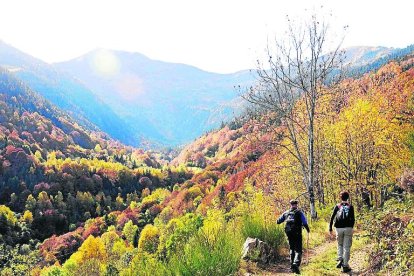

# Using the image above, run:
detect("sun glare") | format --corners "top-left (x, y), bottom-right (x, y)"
top-left (91, 49), bottom-right (120, 76)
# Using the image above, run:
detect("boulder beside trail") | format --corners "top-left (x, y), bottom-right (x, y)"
top-left (241, 237), bottom-right (275, 264)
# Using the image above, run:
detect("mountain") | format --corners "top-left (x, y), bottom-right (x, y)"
top-left (1, 43), bottom-right (414, 275)
top-left (0, 67), bottom-right (180, 241)
top-left (56, 49), bottom-right (254, 146)
top-left (0, 67), bottom-right (98, 150)
top-left (56, 46), bottom-right (414, 146)
top-left (342, 46), bottom-right (394, 67)
top-left (28, 56), bottom-right (414, 275)
top-left (1, 41), bottom-right (411, 148)
top-left (0, 41), bottom-right (137, 146)
top-left (346, 44), bottom-right (414, 76)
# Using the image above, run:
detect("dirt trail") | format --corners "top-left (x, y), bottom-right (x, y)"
top-left (241, 237), bottom-right (370, 275)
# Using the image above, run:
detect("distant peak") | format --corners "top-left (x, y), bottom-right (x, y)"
top-left (344, 45), bottom-right (392, 51)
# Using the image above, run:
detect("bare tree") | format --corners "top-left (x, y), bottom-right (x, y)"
top-left (243, 13), bottom-right (346, 219)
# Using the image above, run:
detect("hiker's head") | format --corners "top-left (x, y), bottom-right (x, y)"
top-left (340, 191), bottom-right (350, 201)
top-left (289, 199), bottom-right (298, 209)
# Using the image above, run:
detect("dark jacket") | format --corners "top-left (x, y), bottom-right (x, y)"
top-left (329, 202), bottom-right (355, 231)
top-left (277, 208), bottom-right (310, 233)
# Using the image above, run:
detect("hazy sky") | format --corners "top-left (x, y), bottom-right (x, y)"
top-left (0, 0), bottom-right (413, 73)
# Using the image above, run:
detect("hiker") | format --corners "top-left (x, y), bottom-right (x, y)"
top-left (329, 191), bottom-right (355, 273)
top-left (277, 199), bottom-right (310, 274)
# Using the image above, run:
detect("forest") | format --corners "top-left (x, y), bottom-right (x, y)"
top-left (1, 15), bottom-right (414, 276)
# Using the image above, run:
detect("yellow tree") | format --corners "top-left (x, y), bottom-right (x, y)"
top-left (243, 13), bottom-right (346, 218)
top-left (138, 224), bottom-right (160, 254)
top-left (322, 97), bottom-right (411, 205)
top-left (75, 236), bottom-right (107, 262)
top-left (22, 210), bottom-right (33, 224)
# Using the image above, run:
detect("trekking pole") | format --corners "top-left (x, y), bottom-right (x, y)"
top-left (306, 232), bottom-right (310, 265)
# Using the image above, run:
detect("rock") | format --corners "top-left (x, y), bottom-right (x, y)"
top-left (242, 237), bottom-right (258, 259)
top-left (242, 237), bottom-right (275, 264)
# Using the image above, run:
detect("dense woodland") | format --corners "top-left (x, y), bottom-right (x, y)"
top-left (1, 45), bottom-right (414, 275)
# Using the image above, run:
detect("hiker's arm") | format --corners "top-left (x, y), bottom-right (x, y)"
top-left (300, 212), bottom-right (310, 233)
top-left (276, 212), bottom-right (286, 224)
top-left (350, 205), bottom-right (355, 228)
top-left (329, 206), bottom-right (338, 231)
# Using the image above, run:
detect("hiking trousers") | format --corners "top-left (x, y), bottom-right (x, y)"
top-left (286, 231), bottom-right (302, 266)
top-left (336, 227), bottom-right (353, 267)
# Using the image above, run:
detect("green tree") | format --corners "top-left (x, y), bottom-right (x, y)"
top-left (122, 220), bottom-right (138, 245)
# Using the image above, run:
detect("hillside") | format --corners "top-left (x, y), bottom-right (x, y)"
top-left (1, 53), bottom-right (412, 275)
top-left (2, 41), bottom-right (411, 148)
top-left (342, 46), bottom-right (393, 66)
top-left (56, 49), bottom-right (254, 146)
top-left (0, 68), bottom-right (194, 249)
top-left (0, 41), bottom-right (137, 146)
top-left (348, 44), bottom-right (414, 76)
top-left (54, 45), bottom-right (414, 146)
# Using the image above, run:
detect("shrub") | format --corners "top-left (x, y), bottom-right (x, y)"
top-left (361, 195), bottom-right (414, 274)
top-left (158, 213), bottom-right (203, 260)
top-left (121, 252), bottom-right (168, 276)
top-left (241, 213), bottom-right (285, 251)
top-left (234, 184), bottom-right (286, 254)
top-left (169, 225), bottom-right (242, 276)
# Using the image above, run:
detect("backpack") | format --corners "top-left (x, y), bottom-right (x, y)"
top-left (336, 203), bottom-right (351, 224)
top-left (284, 209), bottom-right (301, 234)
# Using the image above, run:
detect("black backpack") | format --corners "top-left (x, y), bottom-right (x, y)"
top-left (335, 203), bottom-right (351, 224)
top-left (284, 209), bottom-right (301, 234)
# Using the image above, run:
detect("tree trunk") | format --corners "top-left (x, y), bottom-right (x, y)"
top-left (308, 113), bottom-right (317, 219)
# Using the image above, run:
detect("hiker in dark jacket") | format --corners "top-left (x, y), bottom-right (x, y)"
top-left (277, 199), bottom-right (310, 274)
top-left (329, 191), bottom-right (355, 273)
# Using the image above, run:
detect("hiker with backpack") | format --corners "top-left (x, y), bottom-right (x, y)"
top-left (329, 191), bottom-right (355, 273)
top-left (277, 199), bottom-right (310, 274)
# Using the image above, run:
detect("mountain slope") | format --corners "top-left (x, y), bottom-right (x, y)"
top-left (56, 49), bottom-right (254, 146)
top-left (0, 67), bottom-right (184, 243)
top-left (347, 44), bottom-right (414, 76)
top-left (342, 46), bottom-right (394, 66)
top-left (56, 46), bottom-right (414, 146)
top-left (0, 41), bottom-right (137, 146)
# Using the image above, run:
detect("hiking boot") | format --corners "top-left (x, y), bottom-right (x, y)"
top-left (291, 264), bottom-right (300, 274)
top-left (336, 259), bottom-right (343, 268)
top-left (342, 266), bottom-right (351, 273)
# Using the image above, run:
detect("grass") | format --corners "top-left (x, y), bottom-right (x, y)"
top-left (169, 229), bottom-right (243, 276)
top-left (307, 218), bottom-right (330, 248)
top-left (241, 213), bottom-right (286, 250)
top-left (301, 234), bottom-right (369, 276)
top-left (297, 205), bottom-right (369, 275)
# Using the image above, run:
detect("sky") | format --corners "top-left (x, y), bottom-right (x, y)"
top-left (0, 0), bottom-right (413, 73)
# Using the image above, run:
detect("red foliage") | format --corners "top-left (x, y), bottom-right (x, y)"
top-left (116, 207), bottom-right (139, 228)
top-left (5, 145), bottom-right (20, 155)
top-left (225, 169), bottom-right (249, 192)
top-left (34, 182), bottom-right (51, 193)
top-left (149, 204), bottom-right (162, 217)
top-left (401, 170), bottom-right (414, 193)
top-left (39, 228), bottom-right (84, 264)
top-left (82, 223), bottom-right (101, 239)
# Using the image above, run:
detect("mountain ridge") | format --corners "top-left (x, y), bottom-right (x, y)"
top-left (55, 48), bottom-right (254, 146)
top-left (0, 41), bottom-right (138, 146)
top-left (1, 41), bottom-right (413, 147)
